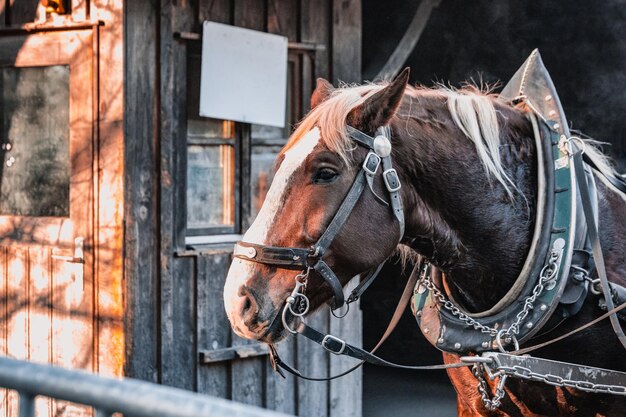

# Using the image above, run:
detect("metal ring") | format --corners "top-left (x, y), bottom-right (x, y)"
top-left (330, 302), bottom-right (350, 319)
top-left (590, 278), bottom-right (603, 295)
top-left (569, 136), bottom-right (587, 155)
top-left (495, 330), bottom-right (520, 353)
top-left (282, 304), bottom-right (303, 334)
top-left (287, 294), bottom-right (310, 317)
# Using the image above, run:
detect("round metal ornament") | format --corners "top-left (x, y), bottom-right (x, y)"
top-left (373, 135), bottom-right (392, 157)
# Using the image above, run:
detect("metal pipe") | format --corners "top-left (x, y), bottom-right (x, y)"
top-left (0, 357), bottom-right (291, 417)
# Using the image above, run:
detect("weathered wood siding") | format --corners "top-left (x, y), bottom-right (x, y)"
top-left (125, 0), bottom-right (363, 415)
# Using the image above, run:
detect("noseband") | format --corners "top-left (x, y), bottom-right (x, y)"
top-left (233, 125), bottom-right (404, 310)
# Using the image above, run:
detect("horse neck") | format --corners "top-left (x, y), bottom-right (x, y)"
top-left (393, 100), bottom-right (537, 312)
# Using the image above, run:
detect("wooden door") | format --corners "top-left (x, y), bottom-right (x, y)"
top-left (0, 29), bottom-right (95, 417)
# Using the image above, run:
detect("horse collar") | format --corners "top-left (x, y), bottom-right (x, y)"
top-left (233, 125), bottom-right (404, 311)
top-left (412, 112), bottom-right (598, 354)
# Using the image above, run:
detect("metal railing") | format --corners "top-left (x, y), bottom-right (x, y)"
top-left (0, 356), bottom-right (292, 417)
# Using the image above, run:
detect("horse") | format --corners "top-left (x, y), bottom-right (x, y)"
top-left (223, 66), bottom-right (626, 416)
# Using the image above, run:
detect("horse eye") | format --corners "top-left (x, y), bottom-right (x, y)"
top-left (313, 167), bottom-right (339, 184)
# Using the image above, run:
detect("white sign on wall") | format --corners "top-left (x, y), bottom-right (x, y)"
top-left (200, 21), bottom-right (288, 128)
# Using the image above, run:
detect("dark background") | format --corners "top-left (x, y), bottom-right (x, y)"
top-left (360, 2), bottom-right (625, 415)
top-left (363, 0), bottom-right (626, 170)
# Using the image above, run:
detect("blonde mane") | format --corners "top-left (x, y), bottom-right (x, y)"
top-left (285, 82), bottom-right (520, 197)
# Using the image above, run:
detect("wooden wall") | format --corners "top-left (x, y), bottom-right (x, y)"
top-left (124, 0), bottom-right (363, 415)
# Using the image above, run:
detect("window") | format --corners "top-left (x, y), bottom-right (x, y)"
top-left (0, 65), bottom-right (70, 217)
top-left (185, 47), bottom-right (313, 243)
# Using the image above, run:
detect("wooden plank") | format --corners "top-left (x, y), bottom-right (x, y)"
top-left (234, 0), bottom-right (266, 31)
top-left (51, 248), bottom-right (93, 417)
top-left (123, 0), bottom-right (159, 383)
top-left (161, 258), bottom-right (196, 390)
top-left (331, 0), bottom-right (361, 84)
top-left (301, 0), bottom-right (330, 76)
top-left (6, 247), bottom-right (27, 417)
top-left (0, 247), bottom-right (7, 417)
top-left (91, 0), bottom-right (124, 380)
top-left (329, 278), bottom-right (362, 417)
top-left (197, 254), bottom-right (231, 399)
top-left (267, 0), bottom-right (297, 40)
top-left (265, 338), bottom-right (296, 415)
top-left (159, 0), bottom-right (195, 390)
top-left (198, 0), bottom-right (231, 24)
top-left (199, 342), bottom-right (268, 364)
top-left (296, 309), bottom-right (329, 417)
top-left (27, 248), bottom-right (52, 417)
top-left (301, 0), bottom-right (330, 114)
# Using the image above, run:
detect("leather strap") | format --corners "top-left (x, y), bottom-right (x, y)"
top-left (346, 126), bottom-right (375, 148)
top-left (381, 154), bottom-right (404, 238)
top-left (234, 241), bottom-right (314, 268)
top-left (583, 152), bottom-right (626, 194)
top-left (315, 170), bottom-right (367, 254)
top-left (313, 260), bottom-right (345, 309)
top-left (573, 149), bottom-right (626, 350)
top-left (346, 262), bottom-right (386, 304)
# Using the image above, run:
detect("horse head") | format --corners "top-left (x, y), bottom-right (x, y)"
top-left (224, 69), bottom-right (411, 342)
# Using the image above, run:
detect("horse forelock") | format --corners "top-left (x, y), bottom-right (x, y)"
top-left (283, 83), bottom-right (387, 165)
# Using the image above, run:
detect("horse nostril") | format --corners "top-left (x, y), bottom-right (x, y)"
top-left (243, 296), bottom-right (252, 313)
top-left (238, 286), bottom-right (259, 326)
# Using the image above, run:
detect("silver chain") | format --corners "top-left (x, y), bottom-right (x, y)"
top-left (421, 249), bottom-right (560, 343)
top-left (495, 363), bottom-right (626, 395)
top-left (472, 363), bottom-right (507, 411)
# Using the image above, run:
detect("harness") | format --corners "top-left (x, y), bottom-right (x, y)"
top-left (232, 49), bottom-right (626, 410)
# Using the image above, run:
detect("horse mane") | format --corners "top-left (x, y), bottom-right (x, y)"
top-left (285, 81), bottom-right (620, 198)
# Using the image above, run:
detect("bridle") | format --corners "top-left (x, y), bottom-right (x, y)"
top-left (232, 125), bottom-right (478, 380)
top-left (233, 125), bottom-right (404, 313)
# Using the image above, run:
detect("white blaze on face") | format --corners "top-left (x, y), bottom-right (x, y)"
top-left (224, 128), bottom-right (321, 329)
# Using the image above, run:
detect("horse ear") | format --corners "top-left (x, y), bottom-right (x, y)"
top-left (348, 67), bottom-right (410, 132)
top-left (311, 78), bottom-right (334, 109)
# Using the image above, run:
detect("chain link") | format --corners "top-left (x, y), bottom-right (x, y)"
top-left (420, 250), bottom-right (560, 344)
top-left (472, 363), bottom-right (507, 411)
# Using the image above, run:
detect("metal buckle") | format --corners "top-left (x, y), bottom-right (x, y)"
top-left (363, 152), bottom-right (381, 176)
top-left (383, 168), bottom-right (401, 192)
top-left (321, 335), bottom-right (346, 355)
